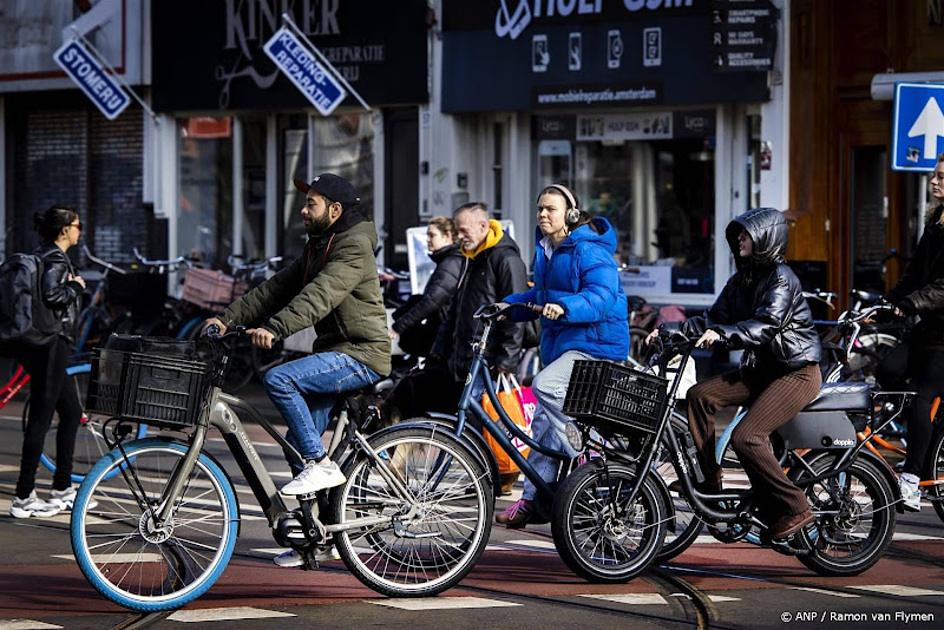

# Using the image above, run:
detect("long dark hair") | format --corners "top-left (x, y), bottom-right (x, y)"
top-left (33, 205), bottom-right (78, 244)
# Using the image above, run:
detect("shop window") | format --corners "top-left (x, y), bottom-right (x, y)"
top-left (239, 119), bottom-right (267, 260)
top-left (177, 116), bottom-right (233, 267)
top-left (541, 137), bottom-right (715, 296)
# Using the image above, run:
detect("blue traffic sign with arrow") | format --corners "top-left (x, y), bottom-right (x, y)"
top-left (892, 82), bottom-right (944, 171)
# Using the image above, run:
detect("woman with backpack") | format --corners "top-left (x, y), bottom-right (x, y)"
top-left (7, 206), bottom-right (86, 518)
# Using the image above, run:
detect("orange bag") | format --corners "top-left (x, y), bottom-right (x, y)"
top-left (482, 374), bottom-right (533, 474)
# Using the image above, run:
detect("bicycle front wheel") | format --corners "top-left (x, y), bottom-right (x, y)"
top-left (926, 428), bottom-right (944, 523)
top-left (552, 460), bottom-right (667, 583)
top-left (330, 425), bottom-right (493, 597)
top-left (71, 438), bottom-right (239, 612)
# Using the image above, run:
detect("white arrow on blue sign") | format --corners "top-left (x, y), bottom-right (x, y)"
top-left (53, 39), bottom-right (130, 121)
top-left (892, 82), bottom-right (944, 171)
top-left (263, 27), bottom-right (347, 116)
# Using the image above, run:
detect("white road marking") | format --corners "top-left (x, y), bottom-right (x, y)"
top-left (504, 538), bottom-right (556, 550)
top-left (168, 607), bottom-right (296, 622)
top-left (707, 595), bottom-right (741, 602)
top-left (581, 593), bottom-right (668, 605)
top-left (0, 620), bottom-right (64, 630)
top-left (0, 464), bottom-right (20, 473)
top-left (51, 553), bottom-right (163, 563)
top-left (368, 597), bottom-right (521, 610)
top-left (847, 585), bottom-right (944, 597)
top-left (789, 586), bottom-right (861, 599)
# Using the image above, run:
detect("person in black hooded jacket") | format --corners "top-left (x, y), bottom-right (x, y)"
top-left (882, 154), bottom-right (944, 512)
top-left (8, 206), bottom-right (86, 518)
top-left (390, 216), bottom-right (463, 357)
top-left (660, 207), bottom-right (823, 541)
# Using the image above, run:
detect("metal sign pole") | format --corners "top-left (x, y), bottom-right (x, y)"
top-left (70, 27), bottom-right (159, 122)
top-left (918, 174), bottom-right (929, 240)
top-left (279, 13), bottom-right (372, 112)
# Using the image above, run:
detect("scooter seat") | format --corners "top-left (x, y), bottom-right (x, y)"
top-left (802, 382), bottom-right (871, 413)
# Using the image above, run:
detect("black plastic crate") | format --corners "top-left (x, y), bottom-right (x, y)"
top-left (86, 348), bottom-right (212, 429)
top-left (563, 360), bottom-right (669, 435)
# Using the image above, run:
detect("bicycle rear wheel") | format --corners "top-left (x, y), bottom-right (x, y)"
top-left (926, 429), bottom-right (944, 523)
top-left (330, 425), bottom-right (493, 597)
top-left (71, 438), bottom-right (238, 611)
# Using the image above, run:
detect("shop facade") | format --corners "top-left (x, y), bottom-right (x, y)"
top-left (428, 0), bottom-right (789, 306)
top-left (0, 0), bottom-right (150, 263)
top-left (149, 0), bottom-right (429, 269)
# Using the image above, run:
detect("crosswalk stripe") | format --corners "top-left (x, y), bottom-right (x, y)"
top-left (504, 538), bottom-right (556, 550)
top-left (168, 607), bottom-right (296, 622)
top-left (789, 587), bottom-right (861, 598)
top-left (847, 585), bottom-right (944, 597)
top-left (580, 593), bottom-right (667, 605)
top-left (51, 553), bottom-right (163, 563)
top-left (368, 597), bottom-right (521, 610)
top-left (0, 621), bottom-right (63, 630)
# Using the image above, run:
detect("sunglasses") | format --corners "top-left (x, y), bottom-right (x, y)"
top-left (69, 222), bottom-right (83, 231)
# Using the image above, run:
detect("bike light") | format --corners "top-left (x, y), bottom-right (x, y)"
top-left (565, 421), bottom-right (583, 452)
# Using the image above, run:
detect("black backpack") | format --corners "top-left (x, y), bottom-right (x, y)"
top-left (0, 251), bottom-right (60, 347)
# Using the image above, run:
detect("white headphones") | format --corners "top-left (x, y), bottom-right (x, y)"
top-left (543, 184), bottom-right (581, 226)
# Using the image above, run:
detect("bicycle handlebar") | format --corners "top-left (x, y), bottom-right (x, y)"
top-left (132, 247), bottom-right (194, 270)
top-left (474, 302), bottom-right (545, 320)
top-left (82, 245), bottom-right (128, 276)
top-left (844, 302), bottom-right (899, 324)
top-left (226, 255), bottom-right (283, 274)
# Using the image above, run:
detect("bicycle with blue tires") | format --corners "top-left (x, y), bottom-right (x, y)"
top-left (70, 329), bottom-right (492, 611)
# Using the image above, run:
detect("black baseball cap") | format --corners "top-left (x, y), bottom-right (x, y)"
top-left (293, 173), bottom-right (361, 207)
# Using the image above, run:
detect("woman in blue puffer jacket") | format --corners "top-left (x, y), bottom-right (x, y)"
top-left (496, 184), bottom-right (629, 528)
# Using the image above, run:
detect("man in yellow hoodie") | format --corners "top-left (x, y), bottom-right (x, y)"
top-left (387, 202), bottom-right (527, 424)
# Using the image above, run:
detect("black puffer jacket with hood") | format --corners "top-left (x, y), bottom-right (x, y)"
top-left (681, 207), bottom-right (822, 372)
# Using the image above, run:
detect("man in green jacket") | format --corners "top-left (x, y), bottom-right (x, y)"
top-left (204, 173), bottom-right (390, 504)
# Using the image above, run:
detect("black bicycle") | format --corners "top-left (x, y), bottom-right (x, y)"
top-left (551, 330), bottom-right (907, 583)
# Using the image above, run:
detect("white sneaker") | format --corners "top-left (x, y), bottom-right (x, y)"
top-left (900, 473), bottom-right (922, 512)
top-left (9, 491), bottom-right (62, 519)
top-left (273, 546), bottom-right (341, 568)
top-left (281, 459), bottom-right (346, 496)
top-left (49, 486), bottom-right (98, 511)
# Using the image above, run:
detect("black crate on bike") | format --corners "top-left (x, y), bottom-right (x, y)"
top-left (85, 342), bottom-right (212, 429)
top-left (563, 360), bottom-right (669, 435)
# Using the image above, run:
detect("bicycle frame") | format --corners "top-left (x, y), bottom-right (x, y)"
top-left (452, 316), bottom-right (572, 499)
top-left (140, 387), bottom-right (422, 537)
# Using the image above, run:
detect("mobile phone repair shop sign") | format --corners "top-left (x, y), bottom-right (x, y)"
top-left (263, 27), bottom-right (346, 116)
top-left (440, 0), bottom-right (775, 113)
top-left (53, 39), bottom-right (130, 120)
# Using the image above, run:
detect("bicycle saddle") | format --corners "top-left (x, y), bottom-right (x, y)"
top-left (802, 382), bottom-right (871, 412)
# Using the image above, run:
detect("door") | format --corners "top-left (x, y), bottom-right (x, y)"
top-left (384, 107), bottom-right (419, 271)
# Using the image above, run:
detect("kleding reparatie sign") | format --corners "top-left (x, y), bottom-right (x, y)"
top-left (263, 27), bottom-right (346, 116)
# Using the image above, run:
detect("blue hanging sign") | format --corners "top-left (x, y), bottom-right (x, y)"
top-left (53, 39), bottom-right (131, 120)
top-left (263, 27), bottom-right (347, 116)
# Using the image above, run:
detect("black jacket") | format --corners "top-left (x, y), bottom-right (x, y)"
top-left (682, 208), bottom-right (822, 372)
top-left (36, 244), bottom-right (83, 342)
top-left (432, 229), bottom-right (528, 382)
top-left (392, 244), bottom-right (463, 334)
top-left (886, 205), bottom-right (944, 344)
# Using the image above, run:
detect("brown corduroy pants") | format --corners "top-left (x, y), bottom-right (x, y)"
top-left (686, 363), bottom-right (822, 519)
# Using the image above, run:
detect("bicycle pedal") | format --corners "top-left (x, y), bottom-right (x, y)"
top-left (296, 491), bottom-right (319, 501)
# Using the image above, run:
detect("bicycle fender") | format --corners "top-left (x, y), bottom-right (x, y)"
top-left (793, 449), bottom-right (903, 514)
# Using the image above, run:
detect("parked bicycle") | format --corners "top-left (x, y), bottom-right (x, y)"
top-left (71, 328), bottom-right (492, 611)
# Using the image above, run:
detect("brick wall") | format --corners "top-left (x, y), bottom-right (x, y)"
top-left (10, 96), bottom-right (150, 264)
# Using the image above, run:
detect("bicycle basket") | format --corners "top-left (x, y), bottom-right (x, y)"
top-left (85, 337), bottom-right (212, 430)
top-left (563, 360), bottom-right (669, 436)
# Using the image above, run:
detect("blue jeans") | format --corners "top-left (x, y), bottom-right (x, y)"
top-left (521, 350), bottom-right (592, 502)
top-left (264, 351), bottom-right (379, 465)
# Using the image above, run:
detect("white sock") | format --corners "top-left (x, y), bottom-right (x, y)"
top-left (902, 472), bottom-right (919, 485)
